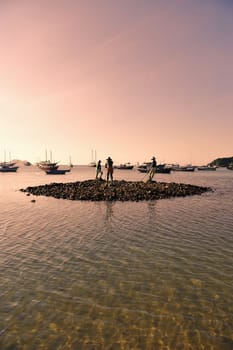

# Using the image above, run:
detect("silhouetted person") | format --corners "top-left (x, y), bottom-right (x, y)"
top-left (148, 156), bottom-right (157, 181)
top-left (96, 160), bottom-right (103, 180)
top-left (105, 156), bottom-right (114, 182)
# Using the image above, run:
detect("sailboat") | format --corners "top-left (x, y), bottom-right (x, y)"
top-left (0, 151), bottom-right (19, 172)
top-left (37, 150), bottom-right (59, 170)
top-left (89, 149), bottom-right (97, 167)
top-left (38, 150), bottom-right (71, 174)
top-left (69, 156), bottom-right (73, 168)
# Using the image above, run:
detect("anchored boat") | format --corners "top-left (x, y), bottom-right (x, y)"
top-left (172, 165), bottom-right (195, 172)
top-left (197, 166), bottom-right (217, 171)
top-left (0, 151), bottom-right (18, 172)
top-left (137, 163), bottom-right (171, 174)
top-left (45, 169), bottom-right (71, 175)
top-left (115, 163), bottom-right (134, 170)
top-left (38, 150), bottom-right (71, 175)
top-left (0, 163), bottom-right (18, 172)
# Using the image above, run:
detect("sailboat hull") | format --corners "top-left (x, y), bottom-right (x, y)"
top-left (45, 169), bottom-right (71, 175)
top-left (0, 166), bottom-right (18, 172)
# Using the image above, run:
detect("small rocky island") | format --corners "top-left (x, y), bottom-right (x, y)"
top-left (20, 180), bottom-right (212, 201)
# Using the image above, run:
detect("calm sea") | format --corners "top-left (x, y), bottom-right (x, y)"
top-left (0, 166), bottom-right (232, 350)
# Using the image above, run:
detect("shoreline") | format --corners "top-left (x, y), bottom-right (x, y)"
top-left (20, 179), bottom-right (212, 202)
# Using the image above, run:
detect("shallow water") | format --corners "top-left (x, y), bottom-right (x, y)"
top-left (0, 166), bottom-right (233, 349)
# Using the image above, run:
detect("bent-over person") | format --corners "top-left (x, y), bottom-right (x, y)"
top-left (148, 156), bottom-right (157, 181)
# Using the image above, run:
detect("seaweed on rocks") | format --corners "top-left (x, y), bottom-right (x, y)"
top-left (20, 180), bottom-right (212, 202)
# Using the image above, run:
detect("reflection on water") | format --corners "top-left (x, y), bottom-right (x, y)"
top-left (104, 201), bottom-right (115, 223)
top-left (0, 167), bottom-right (233, 349)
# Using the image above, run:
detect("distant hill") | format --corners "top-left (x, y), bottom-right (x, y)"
top-left (12, 159), bottom-right (32, 166)
top-left (209, 156), bottom-right (233, 167)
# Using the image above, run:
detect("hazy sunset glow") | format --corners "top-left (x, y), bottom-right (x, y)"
top-left (0, 0), bottom-right (232, 165)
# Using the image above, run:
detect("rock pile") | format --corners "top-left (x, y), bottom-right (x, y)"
top-left (20, 179), bottom-right (212, 202)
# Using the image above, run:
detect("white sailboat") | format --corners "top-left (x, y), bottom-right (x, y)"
top-left (69, 156), bottom-right (73, 168)
top-left (37, 150), bottom-right (59, 170)
top-left (89, 149), bottom-right (97, 167)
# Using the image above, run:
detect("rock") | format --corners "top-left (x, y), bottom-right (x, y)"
top-left (20, 180), bottom-right (212, 202)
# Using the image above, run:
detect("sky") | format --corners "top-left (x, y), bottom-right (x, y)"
top-left (0, 0), bottom-right (232, 165)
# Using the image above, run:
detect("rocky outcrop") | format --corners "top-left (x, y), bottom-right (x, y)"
top-left (209, 156), bottom-right (233, 167)
top-left (20, 180), bottom-right (212, 202)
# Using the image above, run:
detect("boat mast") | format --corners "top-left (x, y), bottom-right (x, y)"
top-left (69, 156), bottom-right (73, 166)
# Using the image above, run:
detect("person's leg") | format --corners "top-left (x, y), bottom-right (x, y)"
top-left (151, 168), bottom-right (155, 180)
top-left (149, 168), bottom-right (155, 181)
top-left (148, 168), bottom-right (152, 181)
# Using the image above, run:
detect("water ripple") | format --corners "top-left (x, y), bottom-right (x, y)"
top-left (0, 167), bottom-right (233, 349)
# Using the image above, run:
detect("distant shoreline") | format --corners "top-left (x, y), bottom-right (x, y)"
top-left (20, 180), bottom-right (212, 202)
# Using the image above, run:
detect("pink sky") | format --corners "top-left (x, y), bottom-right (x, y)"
top-left (0, 0), bottom-right (232, 165)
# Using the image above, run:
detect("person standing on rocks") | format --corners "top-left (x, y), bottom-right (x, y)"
top-left (148, 156), bottom-right (157, 181)
top-left (105, 156), bottom-right (114, 182)
top-left (96, 160), bottom-right (103, 180)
